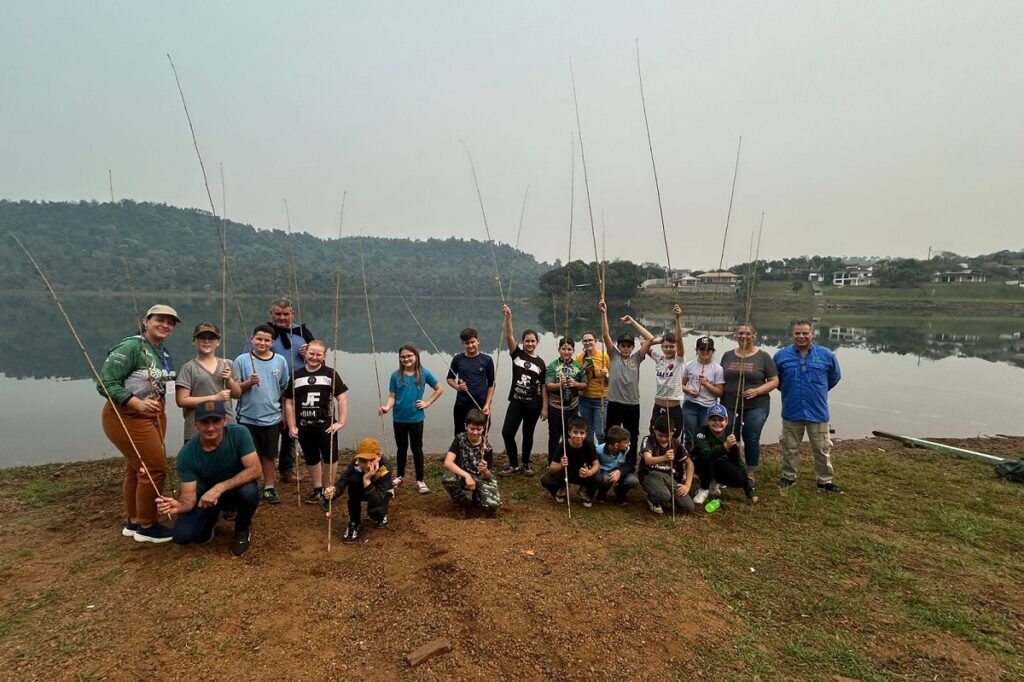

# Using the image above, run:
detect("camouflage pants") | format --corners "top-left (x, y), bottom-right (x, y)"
top-left (442, 472), bottom-right (501, 510)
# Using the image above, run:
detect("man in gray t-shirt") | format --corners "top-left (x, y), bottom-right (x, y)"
top-left (600, 301), bottom-right (655, 458)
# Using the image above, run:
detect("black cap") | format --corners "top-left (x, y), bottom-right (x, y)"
top-left (617, 333), bottom-right (635, 346)
top-left (695, 336), bottom-right (715, 351)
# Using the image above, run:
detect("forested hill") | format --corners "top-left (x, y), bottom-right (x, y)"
top-left (0, 200), bottom-right (552, 298)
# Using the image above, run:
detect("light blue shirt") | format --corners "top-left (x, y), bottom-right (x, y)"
top-left (234, 352), bottom-right (290, 426)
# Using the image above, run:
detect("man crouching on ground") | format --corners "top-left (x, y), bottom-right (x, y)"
top-left (324, 437), bottom-right (394, 544)
top-left (155, 400), bottom-right (261, 557)
top-left (442, 408), bottom-right (501, 518)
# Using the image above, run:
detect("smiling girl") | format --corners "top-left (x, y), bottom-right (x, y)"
top-left (379, 343), bottom-right (443, 493)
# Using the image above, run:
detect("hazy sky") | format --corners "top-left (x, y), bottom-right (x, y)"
top-left (2, 1), bottom-right (1021, 267)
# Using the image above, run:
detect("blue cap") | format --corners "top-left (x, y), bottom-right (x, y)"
top-left (706, 403), bottom-right (728, 420)
top-left (195, 400), bottom-right (227, 421)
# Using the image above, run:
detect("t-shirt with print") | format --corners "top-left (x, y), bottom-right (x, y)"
top-left (607, 350), bottom-right (645, 405)
top-left (178, 357), bottom-right (238, 441)
top-left (639, 432), bottom-right (688, 480)
top-left (448, 432), bottom-right (494, 472)
top-left (650, 349), bottom-right (685, 402)
top-left (508, 347), bottom-right (546, 407)
top-left (720, 349), bottom-right (777, 411)
top-left (285, 365), bottom-right (348, 428)
top-left (545, 359), bottom-right (586, 411)
top-left (176, 424), bottom-right (255, 497)
top-left (235, 352), bottom-right (290, 427)
top-left (681, 359), bottom-right (725, 408)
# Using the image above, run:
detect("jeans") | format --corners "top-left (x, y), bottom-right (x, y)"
top-left (577, 396), bottom-right (605, 445)
top-left (725, 405), bottom-right (770, 471)
top-left (501, 400), bottom-right (543, 469)
top-left (172, 481), bottom-right (259, 544)
top-left (681, 401), bottom-right (709, 452)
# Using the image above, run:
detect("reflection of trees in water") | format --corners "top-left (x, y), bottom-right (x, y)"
top-left (9, 294), bottom-right (1024, 379)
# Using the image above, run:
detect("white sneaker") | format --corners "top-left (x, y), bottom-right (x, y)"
top-left (647, 499), bottom-right (664, 515)
top-left (416, 480), bottom-right (430, 495)
top-left (709, 482), bottom-right (722, 496)
top-left (693, 488), bottom-right (710, 505)
top-left (392, 476), bottom-right (404, 488)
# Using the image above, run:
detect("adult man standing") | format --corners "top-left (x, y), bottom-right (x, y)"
top-left (243, 297), bottom-right (314, 483)
top-left (156, 400), bottom-right (261, 557)
top-left (773, 320), bottom-right (843, 493)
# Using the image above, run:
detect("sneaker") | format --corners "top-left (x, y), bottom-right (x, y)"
top-left (374, 515), bottom-right (388, 529)
top-left (201, 525), bottom-right (216, 544)
top-left (342, 522), bottom-right (361, 543)
top-left (579, 487), bottom-right (593, 508)
top-left (778, 477), bottom-right (797, 489)
top-left (499, 466), bottom-right (522, 477)
top-left (416, 480), bottom-right (430, 495)
top-left (322, 496), bottom-right (332, 513)
top-left (121, 520), bottom-right (139, 538)
top-left (133, 522), bottom-right (173, 544)
top-left (817, 482), bottom-right (844, 494)
top-left (392, 476), bottom-right (404, 488)
top-left (231, 528), bottom-right (252, 557)
top-left (522, 466), bottom-right (534, 477)
top-left (554, 489), bottom-right (566, 504)
top-left (262, 487), bottom-right (282, 504)
top-left (455, 504), bottom-right (468, 519)
top-left (646, 499), bottom-right (664, 515)
top-left (746, 478), bottom-right (759, 503)
top-left (693, 488), bottom-right (710, 505)
top-left (304, 489), bottom-right (324, 505)
top-left (709, 482), bottom-right (722, 496)
top-left (222, 507), bottom-right (238, 521)
top-left (485, 506), bottom-right (498, 518)
top-left (279, 470), bottom-right (298, 484)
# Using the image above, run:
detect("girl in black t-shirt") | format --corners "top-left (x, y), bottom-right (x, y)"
top-left (499, 304), bottom-right (547, 476)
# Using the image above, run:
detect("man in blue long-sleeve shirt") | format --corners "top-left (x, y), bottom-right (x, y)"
top-left (773, 320), bottom-right (843, 494)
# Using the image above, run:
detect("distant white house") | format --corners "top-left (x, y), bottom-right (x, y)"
top-left (697, 270), bottom-right (741, 285)
top-left (832, 266), bottom-right (875, 287)
top-left (932, 271), bottom-right (986, 284)
top-left (807, 272), bottom-right (824, 283)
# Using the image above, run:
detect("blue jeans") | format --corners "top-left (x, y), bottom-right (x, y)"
top-left (682, 401), bottom-right (709, 451)
top-left (725, 405), bottom-right (770, 471)
top-left (577, 396), bottom-right (605, 444)
top-left (173, 481), bottom-right (259, 544)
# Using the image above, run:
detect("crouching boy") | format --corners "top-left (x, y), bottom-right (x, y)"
top-left (692, 403), bottom-right (758, 504)
top-left (540, 416), bottom-right (608, 508)
top-left (442, 409), bottom-right (501, 518)
top-left (324, 437), bottom-right (394, 544)
top-left (639, 414), bottom-right (695, 515)
top-left (595, 425), bottom-right (639, 504)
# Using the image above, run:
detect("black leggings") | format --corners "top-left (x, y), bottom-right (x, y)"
top-left (297, 427), bottom-right (338, 466)
top-left (501, 400), bottom-right (542, 468)
top-left (695, 455), bottom-right (753, 495)
top-left (605, 402), bottom-right (641, 460)
top-left (393, 421), bottom-right (425, 480)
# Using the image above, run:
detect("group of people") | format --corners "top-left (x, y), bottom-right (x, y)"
top-left (97, 296), bottom-right (842, 557)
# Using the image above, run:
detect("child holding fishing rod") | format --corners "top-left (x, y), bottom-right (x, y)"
top-left (283, 339), bottom-right (349, 505)
top-left (599, 300), bottom-right (655, 461)
top-left (176, 322), bottom-right (242, 445)
top-left (499, 304), bottom-right (547, 476)
top-left (442, 409), bottom-right (502, 518)
top-left (378, 343), bottom-right (443, 494)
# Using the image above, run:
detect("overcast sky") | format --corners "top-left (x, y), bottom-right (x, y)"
top-left (2, 1), bottom-right (1021, 267)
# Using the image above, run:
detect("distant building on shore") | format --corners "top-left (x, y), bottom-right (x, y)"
top-left (932, 270), bottom-right (986, 284)
top-left (832, 266), bottom-right (876, 287)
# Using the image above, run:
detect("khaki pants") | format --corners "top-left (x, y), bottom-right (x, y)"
top-left (779, 420), bottom-right (833, 484)
top-left (102, 402), bottom-right (167, 525)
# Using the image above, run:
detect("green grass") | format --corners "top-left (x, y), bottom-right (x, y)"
top-left (16, 479), bottom-right (87, 507)
top-left (825, 281), bottom-right (1024, 304)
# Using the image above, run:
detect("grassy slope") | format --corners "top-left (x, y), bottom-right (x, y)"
top-left (1, 439), bottom-right (1022, 680)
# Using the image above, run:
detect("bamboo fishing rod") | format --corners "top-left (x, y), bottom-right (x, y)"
top-left (552, 293), bottom-right (572, 519)
top-left (706, 135), bottom-right (743, 336)
top-left (166, 53), bottom-right (248, 346)
top-left (459, 140), bottom-right (507, 304)
top-left (11, 234), bottom-right (163, 500)
top-left (359, 238), bottom-right (391, 454)
top-left (564, 134), bottom-right (575, 339)
top-left (220, 162), bottom-right (228, 382)
top-left (108, 169), bottom-right (142, 325)
top-left (326, 192), bottom-right (346, 551)
top-left (491, 185), bottom-right (530, 379)
top-left (732, 214), bottom-right (765, 450)
top-left (283, 198), bottom-right (304, 505)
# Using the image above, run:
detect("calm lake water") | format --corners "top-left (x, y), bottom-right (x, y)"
top-left (2, 293), bottom-right (1022, 468)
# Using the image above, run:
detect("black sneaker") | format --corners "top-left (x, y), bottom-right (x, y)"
top-left (778, 477), bottom-right (797, 489)
top-left (201, 524), bottom-right (216, 544)
top-left (304, 489), bottom-right (324, 505)
top-left (134, 522), bottom-right (173, 544)
top-left (817, 482), bottom-right (844, 494)
top-left (374, 515), bottom-right (388, 529)
top-left (262, 487), bottom-right (282, 504)
top-left (342, 522), bottom-right (360, 543)
top-left (455, 504), bottom-right (468, 519)
top-left (121, 520), bottom-right (140, 538)
top-left (485, 506), bottom-right (498, 518)
top-left (222, 507), bottom-right (238, 521)
top-left (231, 528), bottom-right (252, 557)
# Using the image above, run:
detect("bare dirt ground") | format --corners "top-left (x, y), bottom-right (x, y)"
top-left (1, 436), bottom-right (1022, 681)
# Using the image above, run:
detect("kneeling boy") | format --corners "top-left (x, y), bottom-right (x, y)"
top-left (639, 414), bottom-right (695, 515)
top-left (325, 437), bottom-right (394, 544)
top-left (541, 416), bottom-right (607, 508)
top-left (596, 425), bottom-right (639, 504)
top-left (442, 409), bottom-right (501, 518)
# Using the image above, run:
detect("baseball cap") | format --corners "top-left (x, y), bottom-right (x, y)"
top-left (617, 333), bottom-right (635, 346)
top-left (192, 321), bottom-right (222, 339)
top-left (354, 437), bottom-right (382, 460)
top-left (695, 336), bottom-right (715, 351)
top-left (195, 400), bottom-right (227, 421)
top-left (145, 304), bottom-right (181, 323)
top-left (706, 403), bottom-right (728, 420)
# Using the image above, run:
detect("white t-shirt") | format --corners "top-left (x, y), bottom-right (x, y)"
top-left (650, 349), bottom-right (685, 402)
top-left (682, 359), bottom-right (725, 407)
